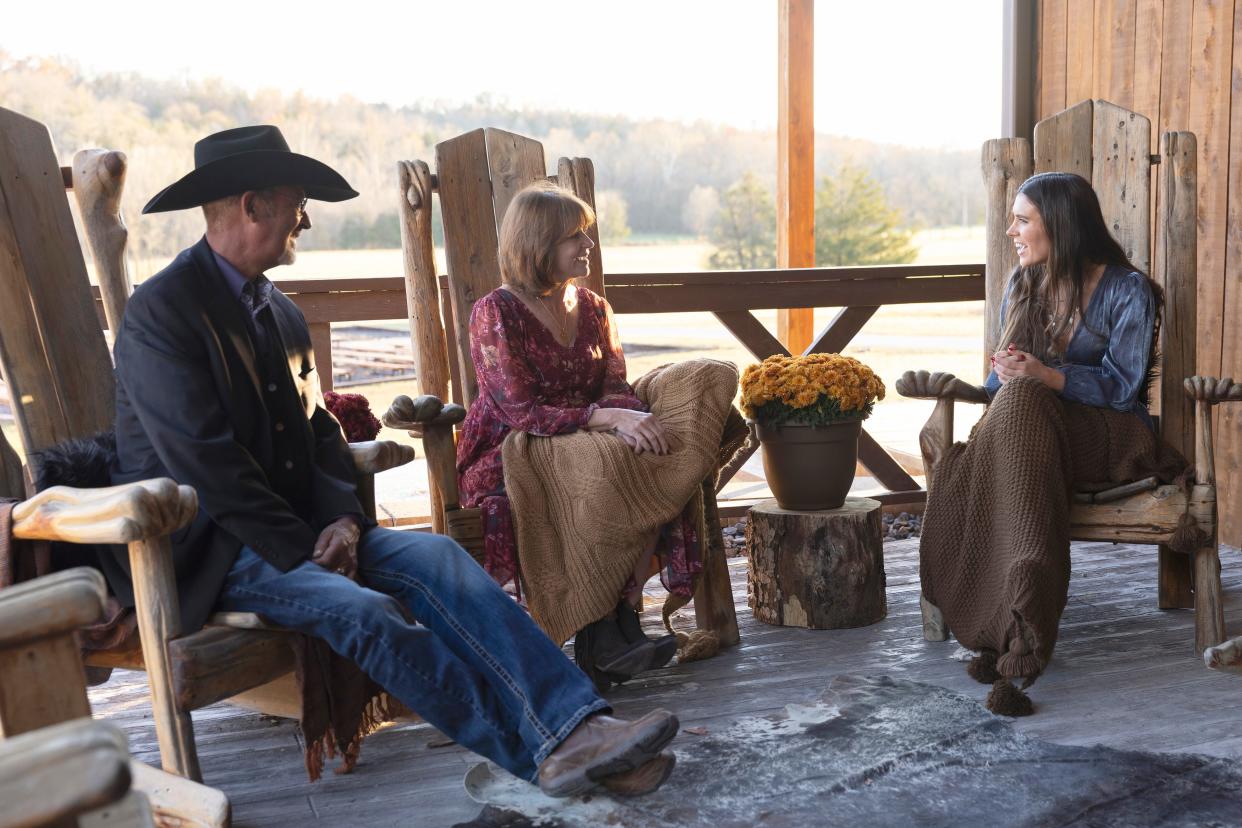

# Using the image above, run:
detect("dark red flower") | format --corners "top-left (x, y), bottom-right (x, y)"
top-left (324, 391), bottom-right (381, 442)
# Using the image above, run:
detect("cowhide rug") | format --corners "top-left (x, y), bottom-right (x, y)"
top-left (456, 674), bottom-right (1242, 828)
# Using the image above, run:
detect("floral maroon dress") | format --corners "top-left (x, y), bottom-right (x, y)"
top-left (456, 286), bottom-right (702, 599)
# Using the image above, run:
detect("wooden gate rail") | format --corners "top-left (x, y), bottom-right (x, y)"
top-left (88, 262), bottom-right (986, 508)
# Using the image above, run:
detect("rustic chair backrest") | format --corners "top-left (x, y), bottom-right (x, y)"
top-left (980, 99), bottom-right (1197, 461)
top-left (0, 107), bottom-right (115, 479)
top-left (434, 128), bottom-right (605, 406)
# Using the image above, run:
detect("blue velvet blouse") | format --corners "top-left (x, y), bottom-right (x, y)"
top-left (984, 264), bottom-right (1156, 428)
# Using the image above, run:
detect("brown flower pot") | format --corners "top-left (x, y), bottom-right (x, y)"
top-left (755, 419), bottom-right (861, 511)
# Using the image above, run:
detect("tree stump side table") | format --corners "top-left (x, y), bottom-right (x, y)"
top-left (746, 497), bottom-right (886, 629)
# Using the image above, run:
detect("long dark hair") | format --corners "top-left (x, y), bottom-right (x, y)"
top-left (997, 172), bottom-right (1163, 362)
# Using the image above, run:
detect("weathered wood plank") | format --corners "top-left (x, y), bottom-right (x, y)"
top-left (981, 138), bottom-right (1033, 363)
top-left (1033, 98), bottom-right (1094, 177)
top-left (712, 310), bottom-right (788, 361)
top-left (1134, 0), bottom-right (1164, 267)
top-left (484, 128), bottom-right (545, 239)
top-left (436, 129), bottom-right (497, 407)
top-left (1094, 0), bottom-right (1139, 108)
top-left (1159, 0), bottom-right (1194, 132)
top-left (806, 305), bottom-right (878, 356)
top-left (0, 107), bottom-right (114, 461)
top-left (1036, 0), bottom-right (1069, 118)
top-left (1154, 132), bottom-right (1197, 460)
top-left (605, 275), bottom-right (984, 315)
top-left (1217, 2), bottom-right (1242, 558)
top-left (1065, 0), bottom-right (1096, 102)
top-left (857, 430), bottom-right (919, 493)
top-left (557, 157), bottom-right (607, 298)
top-left (168, 627), bottom-right (296, 712)
top-left (1091, 101), bottom-right (1152, 274)
top-left (1187, 0), bottom-right (1234, 382)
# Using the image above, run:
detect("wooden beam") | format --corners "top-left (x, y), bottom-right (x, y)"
top-left (777, 0), bottom-right (814, 353)
top-left (804, 306), bottom-right (879, 356)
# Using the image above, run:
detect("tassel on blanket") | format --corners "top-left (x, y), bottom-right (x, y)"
top-left (986, 679), bottom-right (1034, 717)
top-left (997, 634), bottom-right (1043, 680)
top-left (967, 650), bottom-right (1001, 684)
top-left (662, 594), bottom-right (720, 663)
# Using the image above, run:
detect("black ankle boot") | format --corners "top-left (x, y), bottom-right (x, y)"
top-left (573, 612), bottom-right (656, 693)
top-left (616, 600), bottom-right (678, 670)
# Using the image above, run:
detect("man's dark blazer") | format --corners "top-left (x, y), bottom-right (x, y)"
top-left (107, 237), bottom-right (363, 632)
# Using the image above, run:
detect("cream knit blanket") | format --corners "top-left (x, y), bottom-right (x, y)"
top-left (502, 358), bottom-right (740, 645)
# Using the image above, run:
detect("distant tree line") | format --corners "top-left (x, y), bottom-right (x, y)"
top-left (0, 51), bottom-right (983, 265)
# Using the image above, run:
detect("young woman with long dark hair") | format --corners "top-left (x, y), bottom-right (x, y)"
top-left (918, 172), bottom-right (1192, 715)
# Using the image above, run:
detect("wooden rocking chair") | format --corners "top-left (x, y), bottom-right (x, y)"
top-left (0, 105), bottom-right (415, 781)
top-left (897, 99), bottom-right (1235, 654)
top-left (386, 128), bottom-right (739, 646)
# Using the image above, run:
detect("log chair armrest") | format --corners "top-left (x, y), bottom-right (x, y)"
top-left (11, 478), bottom-right (198, 547)
top-left (896, 370), bottom-right (990, 404)
top-left (0, 718), bottom-right (133, 828)
top-left (348, 440), bottom-right (416, 475)
top-left (384, 394), bottom-right (467, 513)
top-left (382, 394), bottom-right (468, 432)
top-left (14, 479), bottom-right (201, 781)
top-left (1184, 376), bottom-right (1242, 403)
top-left (0, 567), bottom-right (106, 649)
top-left (1204, 635), bottom-right (1242, 673)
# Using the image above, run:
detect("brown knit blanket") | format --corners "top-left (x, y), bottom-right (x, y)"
top-left (920, 377), bottom-right (1193, 684)
top-left (502, 358), bottom-right (743, 646)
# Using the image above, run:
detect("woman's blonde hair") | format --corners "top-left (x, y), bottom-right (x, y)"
top-left (498, 183), bottom-right (596, 293)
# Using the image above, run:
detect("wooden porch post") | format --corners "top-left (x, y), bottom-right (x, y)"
top-left (777, 0), bottom-right (814, 354)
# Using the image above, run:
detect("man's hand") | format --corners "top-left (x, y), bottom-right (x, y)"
top-left (311, 516), bottom-right (361, 578)
top-left (991, 344), bottom-right (1066, 392)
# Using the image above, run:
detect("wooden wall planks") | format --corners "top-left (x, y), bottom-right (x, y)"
top-left (1033, 0), bottom-right (1242, 544)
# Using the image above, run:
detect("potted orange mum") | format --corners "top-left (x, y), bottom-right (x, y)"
top-left (740, 353), bottom-right (885, 511)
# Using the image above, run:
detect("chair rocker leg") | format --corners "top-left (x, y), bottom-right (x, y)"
top-left (1193, 542), bottom-right (1226, 653)
top-left (694, 545), bottom-right (740, 648)
top-left (921, 594), bottom-right (950, 642)
top-left (1157, 543), bottom-right (1195, 609)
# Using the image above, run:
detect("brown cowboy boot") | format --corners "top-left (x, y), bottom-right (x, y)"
top-left (537, 709), bottom-right (679, 798)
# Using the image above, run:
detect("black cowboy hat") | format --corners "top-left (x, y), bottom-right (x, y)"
top-left (142, 125), bottom-right (358, 214)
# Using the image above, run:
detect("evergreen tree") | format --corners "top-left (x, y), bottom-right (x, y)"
top-left (814, 165), bottom-right (917, 266)
top-left (707, 172), bottom-right (776, 270)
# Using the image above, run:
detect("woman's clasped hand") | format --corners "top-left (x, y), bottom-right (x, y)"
top-left (588, 407), bottom-right (672, 455)
top-left (989, 343), bottom-right (1067, 392)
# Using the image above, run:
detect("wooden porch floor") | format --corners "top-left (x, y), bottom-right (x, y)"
top-left (88, 537), bottom-right (1242, 827)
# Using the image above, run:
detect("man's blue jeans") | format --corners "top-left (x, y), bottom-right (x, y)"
top-left (216, 526), bottom-right (608, 781)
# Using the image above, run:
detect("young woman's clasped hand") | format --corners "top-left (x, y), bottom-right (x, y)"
top-left (587, 407), bottom-right (672, 455)
top-left (990, 344), bottom-right (1067, 392)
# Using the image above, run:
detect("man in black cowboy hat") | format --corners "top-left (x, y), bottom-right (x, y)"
top-left (109, 125), bottom-right (677, 797)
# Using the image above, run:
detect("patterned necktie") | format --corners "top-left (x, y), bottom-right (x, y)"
top-left (239, 276), bottom-right (276, 355)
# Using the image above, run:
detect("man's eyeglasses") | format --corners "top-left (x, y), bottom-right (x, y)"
top-left (294, 196), bottom-right (309, 221)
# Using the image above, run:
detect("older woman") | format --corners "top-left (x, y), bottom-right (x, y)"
top-left (457, 183), bottom-right (718, 690)
top-left (918, 172), bottom-right (1191, 715)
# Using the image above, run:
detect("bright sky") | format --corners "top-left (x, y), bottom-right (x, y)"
top-left (3, 1), bottom-right (1001, 150)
